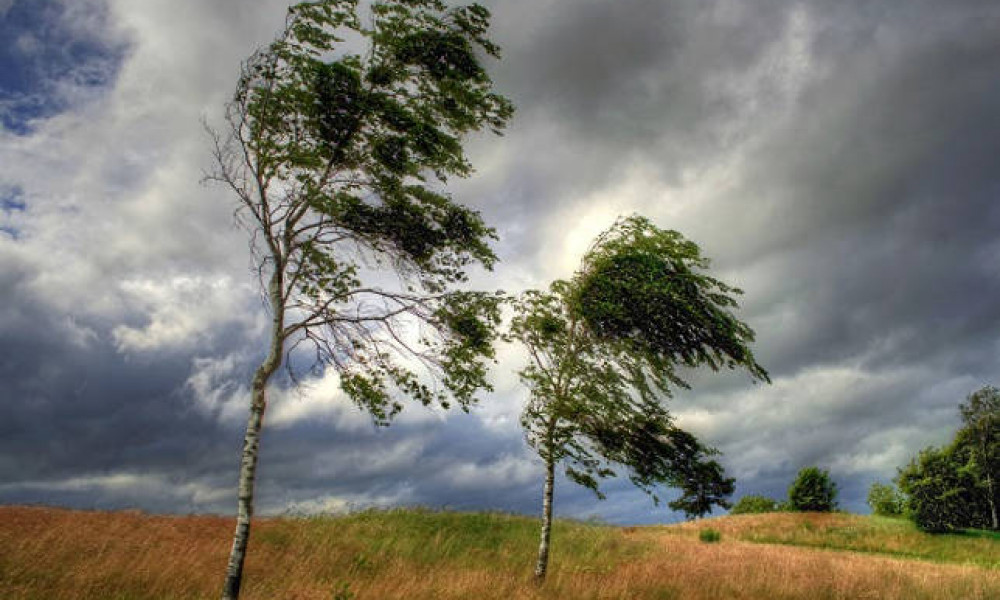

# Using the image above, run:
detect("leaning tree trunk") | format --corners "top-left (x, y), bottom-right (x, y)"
top-left (534, 452), bottom-right (556, 581)
top-left (221, 273), bottom-right (284, 600)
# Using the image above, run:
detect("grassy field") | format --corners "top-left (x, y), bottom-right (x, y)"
top-left (666, 511), bottom-right (1000, 568)
top-left (1, 506), bottom-right (998, 599)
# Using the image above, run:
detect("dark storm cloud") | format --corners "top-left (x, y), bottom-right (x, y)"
top-left (0, 283), bottom-right (231, 500)
top-left (503, 0), bottom-right (786, 151)
top-left (474, 0), bottom-right (1000, 513)
top-left (693, 0), bottom-right (1000, 496)
top-left (468, 0), bottom-right (796, 261)
top-left (0, 262), bottom-right (546, 515)
top-left (4, 0), bottom-right (1000, 524)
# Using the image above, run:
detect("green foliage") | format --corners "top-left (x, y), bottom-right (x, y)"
top-left (211, 0), bottom-right (513, 418)
top-left (571, 216), bottom-right (769, 383)
top-left (297, 508), bottom-right (650, 570)
top-left (894, 386), bottom-right (999, 533)
top-left (959, 386), bottom-right (1000, 529)
top-left (646, 428), bottom-right (734, 518)
top-left (867, 482), bottom-right (904, 517)
top-left (698, 528), bottom-right (721, 543)
top-left (509, 216), bottom-right (767, 519)
top-left (730, 495), bottom-right (780, 515)
top-left (788, 467), bottom-right (838, 512)
top-left (897, 444), bottom-right (988, 533)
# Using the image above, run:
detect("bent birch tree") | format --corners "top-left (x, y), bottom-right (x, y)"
top-left (206, 1), bottom-right (512, 598)
top-left (508, 216), bottom-right (769, 581)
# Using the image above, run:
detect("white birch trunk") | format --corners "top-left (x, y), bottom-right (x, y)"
top-left (221, 272), bottom-right (284, 600)
top-left (534, 453), bottom-right (556, 581)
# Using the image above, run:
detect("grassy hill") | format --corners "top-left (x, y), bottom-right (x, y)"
top-left (1, 506), bottom-right (998, 599)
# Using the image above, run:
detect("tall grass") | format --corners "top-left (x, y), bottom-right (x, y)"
top-left (1, 506), bottom-right (998, 599)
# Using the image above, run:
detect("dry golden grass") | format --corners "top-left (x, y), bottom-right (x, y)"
top-left (1, 506), bottom-right (997, 599)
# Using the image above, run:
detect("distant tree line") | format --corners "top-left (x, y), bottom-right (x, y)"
top-left (729, 388), bottom-right (1000, 536)
top-left (730, 466), bottom-right (839, 515)
top-left (867, 386), bottom-right (1000, 533)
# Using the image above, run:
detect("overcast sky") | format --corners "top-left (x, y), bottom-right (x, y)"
top-left (2, 0), bottom-right (999, 524)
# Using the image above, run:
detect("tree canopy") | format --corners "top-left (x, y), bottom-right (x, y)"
top-left (897, 444), bottom-right (987, 533)
top-left (208, 1), bottom-right (512, 597)
top-left (866, 482), bottom-right (904, 517)
top-left (896, 386), bottom-right (999, 533)
top-left (509, 215), bottom-right (768, 579)
top-left (787, 466), bottom-right (838, 512)
top-left (571, 217), bottom-right (768, 381)
top-left (211, 0), bottom-right (514, 417)
top-left (959, 386), bottom-right (1000, 529)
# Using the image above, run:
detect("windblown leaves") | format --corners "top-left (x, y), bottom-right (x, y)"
top-left (215, 0), bottom-right (512, 420)
top-left (510, 216), bottom-right (766, 519)
top-left (572, 216), bottom-right (769, 381)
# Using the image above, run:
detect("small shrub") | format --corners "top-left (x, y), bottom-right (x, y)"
top-left (699, 528), bottom-right (721, 543)
top-left (788, 467), bottom-right (838, 512)
top-left (332, 581), bottom-right (354, 600)
top-left (867, 482), bottom-right (904, 517)
top-left (730, 495), bottom-right (779, 515)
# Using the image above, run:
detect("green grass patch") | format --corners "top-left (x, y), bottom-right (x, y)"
top-left (280, 507), bottom-right (650, 575)
top-left (670, 513), bottom-right (1000, 568)
top-left (699, 528), bottom-right (721, 543)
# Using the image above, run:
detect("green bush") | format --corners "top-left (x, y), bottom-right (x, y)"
top-left (699, 528), bottom-right (721, 543)
top-left (867, 482), bottom-right (904, 517)
top-left (890, 387), bottom-right (1000, 533)
top-left (730, 494), bottom-right (779, 514)
top-left (897, 445), bottom-right (988, 533)
top-left (788, 467), bottom-right (838, 512)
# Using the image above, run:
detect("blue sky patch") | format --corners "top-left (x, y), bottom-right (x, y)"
top-left (0, 0), bottom-right (129, 134)
top-left (1, 185), bottom-right (26, 213)
top-left (0, 184), bottom-right (24, 238)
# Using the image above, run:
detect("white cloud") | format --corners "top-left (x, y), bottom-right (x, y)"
top-left (186, 352), bottom-right (251, 423)
top-left (267, 370), bottom-right (379, 430)
top-left (15, 33), bottom-right (40, 56)
top-left (0, 472), bottom-right (230, 507)
top-left (279, 490), bottom-right (406, 516)
top-left (674, 362), bottom-right (975, 483)
top-left (310, 437), bottom-right (430, 480)
top-left (439, 453), bottom-right (539, 491)
top-left (112, 275), bottom-right (259, 353)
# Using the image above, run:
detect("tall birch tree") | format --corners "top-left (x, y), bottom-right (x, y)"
top-left (206, 1), bottom-right (512, 597)
top-left (508, 216), bottom-right (769, 581)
